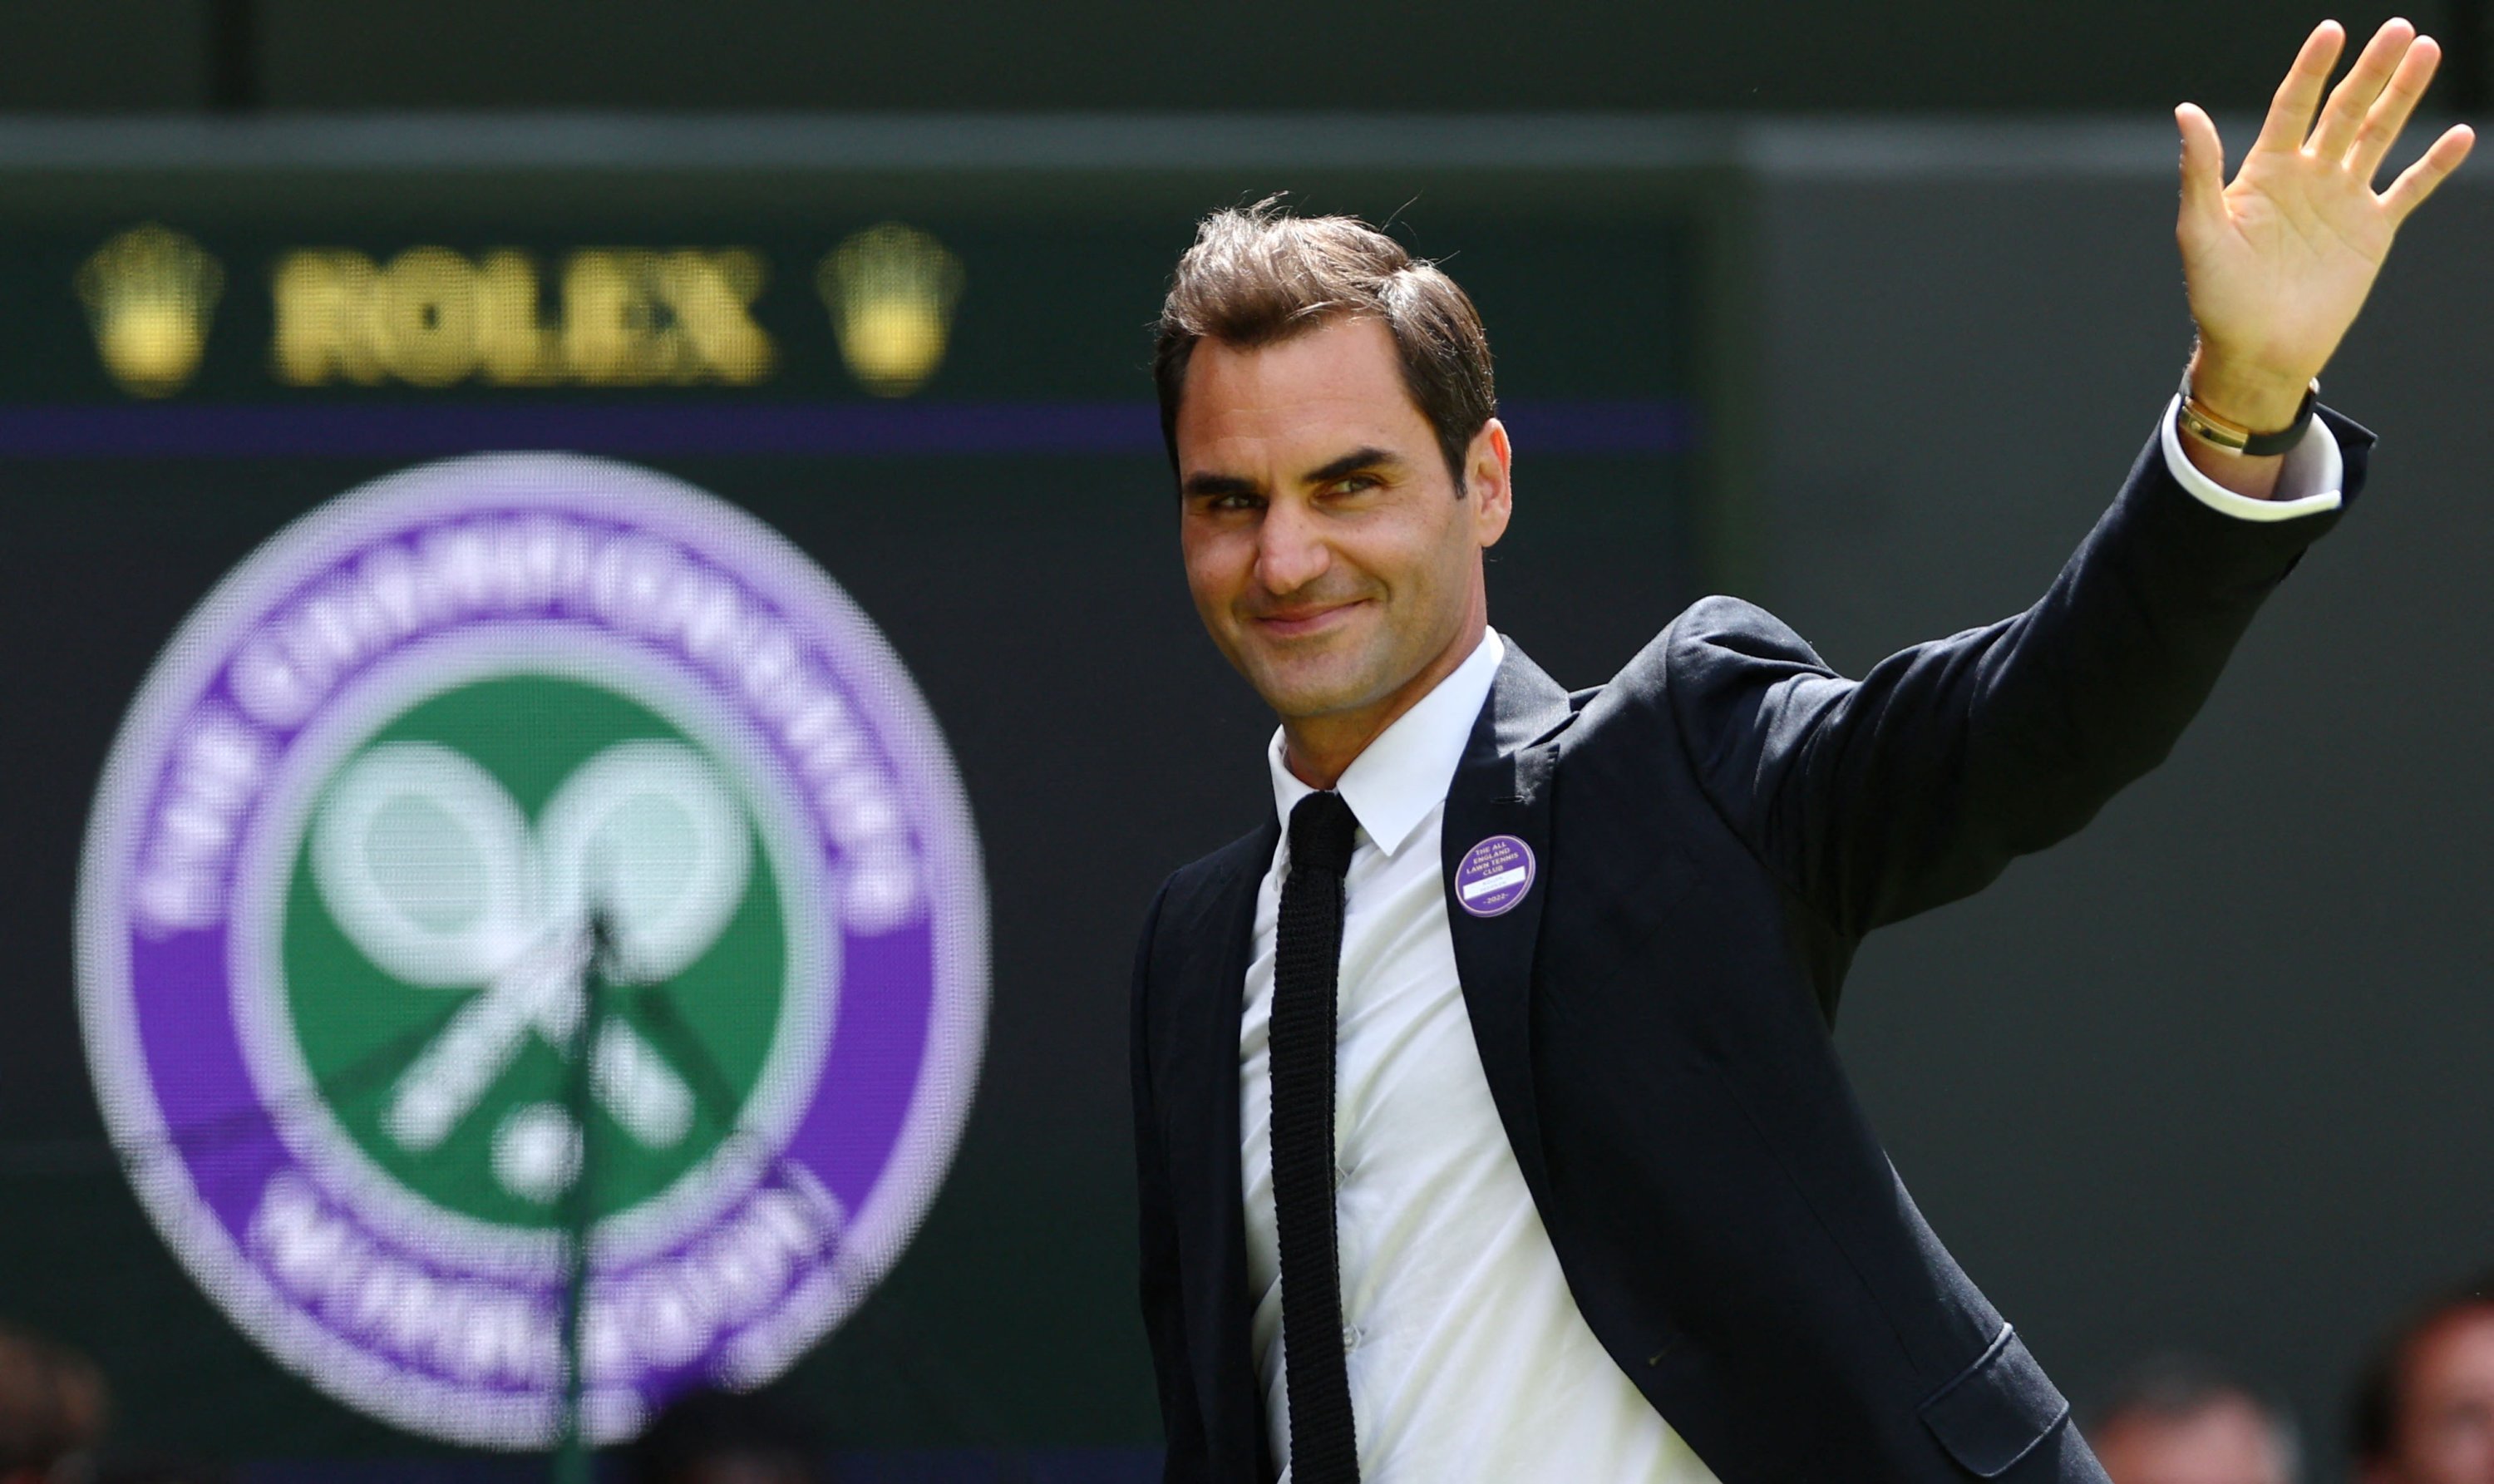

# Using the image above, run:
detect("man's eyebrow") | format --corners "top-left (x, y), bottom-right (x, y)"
top-left (1180, 471), bottom-right (1261, 500)
top-left (1301, 446), bottom-right (1402, 487)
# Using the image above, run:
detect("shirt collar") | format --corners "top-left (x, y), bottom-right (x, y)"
top-left (1265, 629), bottom-right (1506, 860)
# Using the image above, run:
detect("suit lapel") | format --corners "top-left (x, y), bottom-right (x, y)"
top-left (1443, 643), bottom-right (1575, 1205)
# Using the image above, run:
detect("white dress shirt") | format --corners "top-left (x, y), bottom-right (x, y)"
top-left (1235, 417), bottom-right (2342, 1483)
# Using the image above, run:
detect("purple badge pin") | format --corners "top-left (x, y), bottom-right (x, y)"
top-left (1454, 834), bottom-right (1536, 918)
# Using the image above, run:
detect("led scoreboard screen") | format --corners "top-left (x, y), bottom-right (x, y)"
top-left (0, 131), bottom-right (1731, 1469)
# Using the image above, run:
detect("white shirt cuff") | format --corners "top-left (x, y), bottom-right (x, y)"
top-left (2158, 395), bottom-right (2344, 521)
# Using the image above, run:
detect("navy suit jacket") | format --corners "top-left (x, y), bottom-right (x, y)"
top-left (1130, 417), bottom-right (2371, 1483)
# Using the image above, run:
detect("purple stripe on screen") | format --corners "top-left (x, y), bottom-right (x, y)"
top-left (0, 398), bottom-right (1696, 460)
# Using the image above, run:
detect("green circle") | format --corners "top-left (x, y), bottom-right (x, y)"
top-left (281, 673), bottom-right (786, 1230)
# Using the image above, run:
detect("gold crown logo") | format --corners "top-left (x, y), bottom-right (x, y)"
top-left (76, 224), bottom-right (224, 398)
top-left (816, 224), bottom-right (964, 397)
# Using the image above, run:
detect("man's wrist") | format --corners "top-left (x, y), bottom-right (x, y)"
top-left (2161, 392), bottom-right (2344, 514)
top-left (2185, 344), bottom-right (2315, 434)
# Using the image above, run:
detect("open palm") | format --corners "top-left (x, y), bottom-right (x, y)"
top-left (2178, 18), bottom-right (2474, 422)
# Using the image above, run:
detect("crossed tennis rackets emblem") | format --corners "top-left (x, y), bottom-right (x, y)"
top-left (309, 737), bottom-right (755, 1201)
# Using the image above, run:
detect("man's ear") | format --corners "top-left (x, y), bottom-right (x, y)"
top-left (1467, 418), bottom-right (1513, 548)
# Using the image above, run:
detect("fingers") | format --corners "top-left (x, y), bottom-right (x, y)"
top-left (2309, 17), bottom-right (2418, 160)
top-left (2351, 34), bottom-right (2442, 181)
top-left (2383, 122), bottom-right (2477, 223)
top-left (2254, 20), bottom-right (2346, 155)
top-left (2175, 103), bottom-right (2229, 244)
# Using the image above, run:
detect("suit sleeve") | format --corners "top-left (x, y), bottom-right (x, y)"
top-left (1666, 410), bottom-right (2373, 940)
top-left (1131, 880), bottom-right (1211, 1482)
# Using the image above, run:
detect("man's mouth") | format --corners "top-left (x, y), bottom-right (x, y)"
top-left (1249, 599), bottom-right (1371, 640)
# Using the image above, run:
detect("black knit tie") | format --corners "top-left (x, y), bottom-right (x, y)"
top-left (1272, 790), bottom-right (1363, 1483)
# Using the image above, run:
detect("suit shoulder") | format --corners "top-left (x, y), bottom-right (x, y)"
top-left (1141, 825), bottom-right (1271, 951)
top-left (1663, 594), bottom-right (1833, 673)
top-left (1164, 826), bottom-right (1271, 898)
top-left (1590, 596), bottom-right (1836, 716)
top-left (1565, 598), bottom-right (1846, 778)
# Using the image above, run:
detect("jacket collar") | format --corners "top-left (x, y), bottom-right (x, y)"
top-left (1480, 637), bottom-right (1577, 755)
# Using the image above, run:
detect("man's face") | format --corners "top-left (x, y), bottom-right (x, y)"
top-left (1175, 316), bottom-right (1509, 728)
top-left (2373, 1310), bottom-right (2494, 1484)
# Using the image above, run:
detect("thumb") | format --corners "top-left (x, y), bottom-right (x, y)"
top-left (2175, 103), bottom-right (2228, 244)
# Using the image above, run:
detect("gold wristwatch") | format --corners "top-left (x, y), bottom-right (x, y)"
top-left (2176, 372), bottom-right (2320, 457)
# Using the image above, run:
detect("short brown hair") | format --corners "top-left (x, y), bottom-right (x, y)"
top-left (1153, 200), bottom-right (1496, 487)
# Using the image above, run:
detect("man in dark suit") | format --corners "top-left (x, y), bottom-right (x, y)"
top-left (1130, 20), bottom-right (2473, 1484)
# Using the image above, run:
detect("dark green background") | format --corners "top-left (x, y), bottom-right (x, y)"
top-left (0, 1), bottom-right (2478, 115)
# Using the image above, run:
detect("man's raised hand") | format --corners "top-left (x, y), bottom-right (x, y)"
top-left (2176, 17), bottom-right (2474, 431)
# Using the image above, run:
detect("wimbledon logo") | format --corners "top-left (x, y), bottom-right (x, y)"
top-left (74, 455), bottom-right (986, 1447)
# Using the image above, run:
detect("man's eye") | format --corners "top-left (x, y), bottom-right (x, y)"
top-left (1328, 475), bottom-right (1379, 495)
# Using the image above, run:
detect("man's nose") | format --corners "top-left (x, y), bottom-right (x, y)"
top-left (1254, 500), bottom-right (1331, 596)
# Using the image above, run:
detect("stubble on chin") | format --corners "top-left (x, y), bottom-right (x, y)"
top-left (1240, 634), bottom-right (1399, 723)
